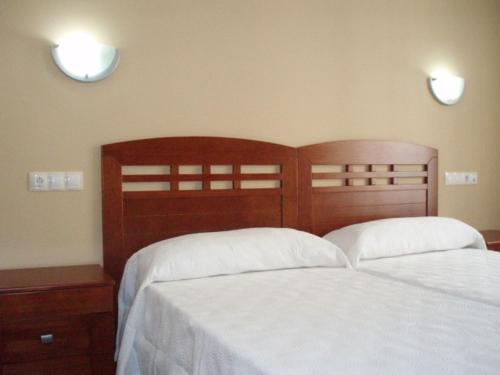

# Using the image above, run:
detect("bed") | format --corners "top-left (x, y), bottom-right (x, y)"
top-left (102, 137), bottom-right (500, 375)
top-left (297, 140), bottom-right (500, 308)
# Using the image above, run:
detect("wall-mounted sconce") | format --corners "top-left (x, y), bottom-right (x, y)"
top-left (51, 33), bottom-right (120, 82)
top-left (428, 73), bottom-right (465, 105)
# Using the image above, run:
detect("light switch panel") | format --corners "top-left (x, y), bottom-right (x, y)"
top-left (445, 171), bottom-right (478, 185)
top-left (65, 171), bottom-right (83, 190)
top-left (29, 171), bottom-right (84, 191)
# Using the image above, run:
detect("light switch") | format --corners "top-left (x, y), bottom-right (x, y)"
top-left (29, 172), bottom-right (49, 191)
top-left (65, 171), bottom-right (83, 190)
top-left (48, 172), bottom-right (66, 191)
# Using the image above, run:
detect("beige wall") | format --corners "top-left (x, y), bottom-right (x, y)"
top-left (0, 0), bottom-right (499, 269)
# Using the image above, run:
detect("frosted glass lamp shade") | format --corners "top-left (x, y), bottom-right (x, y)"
top-left (428, 75), bottom-right (465, 105)
top-left (51, 36), bottom-right (120, 82)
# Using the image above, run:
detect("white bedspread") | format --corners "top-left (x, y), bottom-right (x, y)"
top-left (358, 248), bottom-right (500, 307)
top-left (118, 267), bottom-right (500, 375)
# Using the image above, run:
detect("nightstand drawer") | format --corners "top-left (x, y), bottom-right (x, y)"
top-left (0, 286), bottom-right (113, 320)
top-left (2, 356), bottom-right (92, 375)
top-left (1, 316), bottom-right (91, 363)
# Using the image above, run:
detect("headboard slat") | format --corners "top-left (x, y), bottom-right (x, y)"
top-left (312, 184), bottom-right (428, 193)
top-left (122, 173), bottom-right (283, 183)
top-left (312, 171), bottom-right (427, 179)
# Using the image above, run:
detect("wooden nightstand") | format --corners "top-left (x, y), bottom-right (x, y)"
top-left (480, 230), bottom-right (500, 252)
top-left (0, 265), bottom-right (115, 374)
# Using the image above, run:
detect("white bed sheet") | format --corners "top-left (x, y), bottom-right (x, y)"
top-left (358, 248), bottom-right (500, 307)
top-left (118, 267), bottom-right (500, 375)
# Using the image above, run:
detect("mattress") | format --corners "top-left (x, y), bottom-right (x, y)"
top-left (358, 248), bottom-right (500, 307)
top-left (118, 267), bottom-right (500, 375)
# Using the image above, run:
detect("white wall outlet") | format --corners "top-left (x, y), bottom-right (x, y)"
top-left (29, 172), bottom-right (49, 191)
top-left (445, 171), bottom-right (478, 185)
top-left (48, 172), bottom-right (66, 190)
top-left (464, 172), bottom-right (478, 184)
top-left (65, 171), bottom-right (83, 190)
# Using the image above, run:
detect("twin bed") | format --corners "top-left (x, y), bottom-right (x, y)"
top-left (101, 137), bottom-right (500, 375)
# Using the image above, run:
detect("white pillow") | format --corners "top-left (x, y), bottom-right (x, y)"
top-left (323, 217), bottom-right (487, 267)
top-left (133, 227), bottom-right (348, 284)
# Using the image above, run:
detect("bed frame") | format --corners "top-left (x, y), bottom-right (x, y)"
top-left (102, 137), bottom-right (437, 285)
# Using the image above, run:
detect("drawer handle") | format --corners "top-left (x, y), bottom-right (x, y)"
top-left (40, 334), bottom-right (54, 344)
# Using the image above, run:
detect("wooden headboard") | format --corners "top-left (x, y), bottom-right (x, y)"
top-left (102, 137), bottom-right (298, 284)
top-left (298, 140), bottom-right (437, 235)
top-left (102, 137), bottom-right (438, 283)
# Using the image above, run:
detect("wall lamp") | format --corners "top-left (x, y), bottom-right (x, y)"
top-left (51, 33), bottom-right (120, 82)
top-left (428, 73), bottom-right (465, 105)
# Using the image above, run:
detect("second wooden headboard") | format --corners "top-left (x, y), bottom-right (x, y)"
top-left (298, 140), bottom-right (437, 235)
